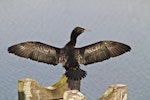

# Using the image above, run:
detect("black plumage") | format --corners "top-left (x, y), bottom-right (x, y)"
top-left (8, 27), bottom-right (131, 80)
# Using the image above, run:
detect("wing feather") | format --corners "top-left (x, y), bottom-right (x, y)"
top-left (75, 41), bottom-right (131, 65)
top-left (8, 41), bottom-right (60, 65)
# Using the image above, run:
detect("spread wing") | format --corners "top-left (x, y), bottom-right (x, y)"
top-left (8, 41), bottom-right (60, 65)
top-left (75, 41), bottom-right (131, 65)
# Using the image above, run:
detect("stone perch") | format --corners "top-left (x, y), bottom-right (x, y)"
top-left (99, 84), bottom-right (127, 100)
top-left (18, 74), bottom-right (81, 100)
top-left (18, 76), bottom-right (127, 100)
top-left (63, 90), bottom-right (86, 100)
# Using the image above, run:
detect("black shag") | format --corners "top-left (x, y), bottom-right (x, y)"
top-left (8, 27), bottom-right (131, 80)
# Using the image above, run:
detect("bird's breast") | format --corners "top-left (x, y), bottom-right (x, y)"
top-left (59, 48), bottom-right (75, 63)
top-left (59, 47), bottom-right (80, 69)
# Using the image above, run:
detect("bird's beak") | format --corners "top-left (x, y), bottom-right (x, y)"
top-left (84, 29), bottom-right (91, 32)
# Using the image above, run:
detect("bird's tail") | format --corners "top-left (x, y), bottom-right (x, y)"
top-left (65, 68), bottom-right (87, 80)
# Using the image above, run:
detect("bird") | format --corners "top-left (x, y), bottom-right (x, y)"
top-left (8, 26), bottom-right (131, 80)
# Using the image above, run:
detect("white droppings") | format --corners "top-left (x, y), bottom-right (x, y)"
top-left (45, 86), bottom-right (56, 90)
top-left (36, 90), bottom-right (41, 100)
top-left (123, 93), bottom-right (127, 100)
top-left (23, 81), bottom-right (32, 100)
top-left (63, 90), bottom-right (86, 100)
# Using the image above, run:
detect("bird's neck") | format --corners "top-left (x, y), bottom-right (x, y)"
top-left (66, 32), bottom-right (79, 47)
top-left (66, 39), bottom-right (76, 47)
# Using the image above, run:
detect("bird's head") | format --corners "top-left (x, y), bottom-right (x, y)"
top-left (71, 26), bottom-right (89, 40)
